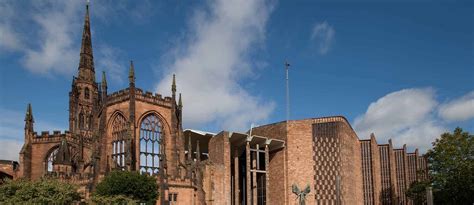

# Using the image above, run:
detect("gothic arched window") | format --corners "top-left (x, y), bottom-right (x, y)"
top-left (45, 147), bottom-right (59, 173)
top-left (88, 115), bottom-right (93, 129)
top-left (84, 87), bottom-right (90, 99)
top-left (139, 113), bottom-right (161, 175)
top-left (79, 112), bottom-right (84, 130)
top-left (111, 114), bottom-right (127, 170)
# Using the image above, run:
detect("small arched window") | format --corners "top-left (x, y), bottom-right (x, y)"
top-left (46, 148), bottom-right (59, 173)
top-left (84, 87), bottom-right (90, 99)
top-left (79, 112), bottom-right (84, 130)
top-left (139, 113), bottom-right (162, 175)
top-left (88, 115), bottom-right (93, 129)
top-left (111, 114), bottom-right (127, 170)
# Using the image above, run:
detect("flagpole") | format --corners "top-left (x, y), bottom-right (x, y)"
top-left (285, 60), bottom-right (290, 123)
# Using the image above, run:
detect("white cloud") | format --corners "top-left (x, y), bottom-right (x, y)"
top-left (354, 88), bottom-right (448, 152)
top-left (156, 0), bottom-right (275, 131)
top-left (1, 1), bottom-right (148, 78)
top-left (96, 44), bottom-right (127, 83)
top-left (439, 91), bottom-right (474, 122)
top-left (310, 21), bottom-right (335, 55)
top-left (0, 1), bottom-right (23, 52)
top-left (21, 0), bottom-right (83, 75)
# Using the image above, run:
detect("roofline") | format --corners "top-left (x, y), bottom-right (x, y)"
top-left (184, 129), bottom-right (216, 136)
top-left (0, 160), bottom-right (19, 164)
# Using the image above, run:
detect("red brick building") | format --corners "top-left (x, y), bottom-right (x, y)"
top-left (11, 4), bottom-right (429, 205)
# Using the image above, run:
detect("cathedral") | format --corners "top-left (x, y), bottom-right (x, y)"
top-left (6, 4), bottom-right (430, 205)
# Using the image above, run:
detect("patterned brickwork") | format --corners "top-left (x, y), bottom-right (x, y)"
top-left (311, 117), bottom-right (364, 205)
top-left (313, 122), bottom-right (341, 204)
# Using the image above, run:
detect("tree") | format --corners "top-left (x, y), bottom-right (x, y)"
top-left (406, 180), bottom-right (430, 205)
top-left (425, 127), bottom-right (474, 205)
top-left (94, 171), bottom-right (158, 204)
top-left (0, 178), bottom-right (81, 204)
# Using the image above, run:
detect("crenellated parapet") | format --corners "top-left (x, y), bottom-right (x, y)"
top-left (31, 130), bottom-right (92, 146)
top-left (106, 88), bottom-right (130, 105)
top-left (106, 87), bottom-right (174, 107)
top-left (135, 88), bottom-right (173, 108)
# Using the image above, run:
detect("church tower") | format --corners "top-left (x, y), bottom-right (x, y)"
top-left (69, 3), bottom-right (99, 139)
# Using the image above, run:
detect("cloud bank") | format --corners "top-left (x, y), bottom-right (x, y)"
top-left (354, 88), bottom-right (474, 152)
top-left (439, 91), bottom-right (474, 122)
top-left (156, 0), bottom-right (275, 131)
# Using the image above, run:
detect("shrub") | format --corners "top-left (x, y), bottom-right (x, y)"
top-left (0, 178), bottom-right (81, 204)
top-left (94, 171), bottom-right (158, 204)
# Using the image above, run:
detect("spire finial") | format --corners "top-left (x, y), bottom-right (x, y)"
top-left (102, 71), bottom-right (107, 88)
top-left (172, 74), bottom-right (176, 94)
top-left (25, 103), bottom-right (34, 122)
top-left (129, 60), bottom-right (135, 84)
top-left (178, 93), bottom-right (183, 108)
top-left (78, 1), bottom-right (95, 81)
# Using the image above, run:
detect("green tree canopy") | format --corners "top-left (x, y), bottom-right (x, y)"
top-left (94, 171), bottom-right (158, 204)
top-left (406, 180), bottom-right (430, 205)
top-left (0, 178), bottom-right (81, 204)
top-left (425, 127), bottom-right (474, 205)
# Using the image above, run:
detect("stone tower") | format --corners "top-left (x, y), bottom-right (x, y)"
top-left (69, 3), bottom-right (99, 140)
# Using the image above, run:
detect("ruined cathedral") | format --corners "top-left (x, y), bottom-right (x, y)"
top-left (8, 4), bottom-right (431, 205)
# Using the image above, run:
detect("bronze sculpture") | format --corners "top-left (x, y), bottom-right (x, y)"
top-left (292, 184), bottom-right (311, 205)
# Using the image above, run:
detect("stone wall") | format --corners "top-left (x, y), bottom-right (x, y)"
top-left (0, 160), bottom-right (18, 183)
top-left (206, 131), bottom-right (232, 205)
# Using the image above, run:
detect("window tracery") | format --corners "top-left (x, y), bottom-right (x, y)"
top-left (111, 113), bottom-right (128, 170)
top-left (139, 113), bottom-right (162, 175)
top-left (45, 148), bottom-right (59, 173)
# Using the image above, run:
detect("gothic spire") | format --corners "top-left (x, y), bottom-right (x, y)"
top-left (178, 93), bottom-right (183, 109)
top-left (24, 103), bottom-right (34, 122)
top-left (171, 74), bottom-right (176, 96)
top-left (129, 60), bottom-right (135, 84)
top-left (102, 71), bottom-right (107, 88)
top-left (24, 103), bottom-right (34, 131)
top-left (78, 3), bottom-right (95, 81)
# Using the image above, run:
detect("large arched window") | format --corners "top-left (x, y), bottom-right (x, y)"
top-left (139, 113), bottom-right (161, 175)
top-left (45, 147), bottom-right (59, 173)
top-left (111, 114), bottom-right (127, 170)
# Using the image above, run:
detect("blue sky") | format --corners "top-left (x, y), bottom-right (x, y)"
top-left (0, 0), bottom-right (473, 160)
